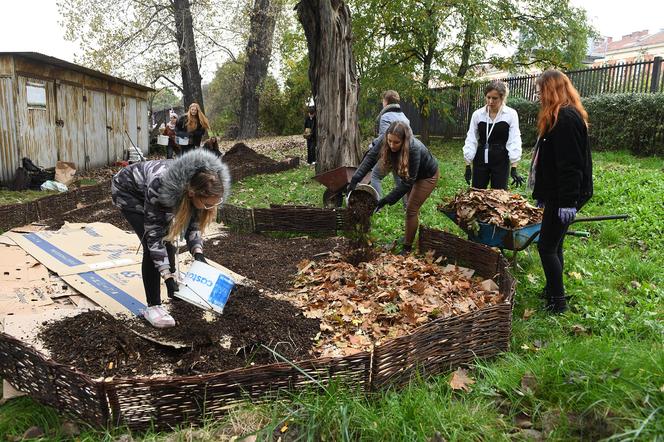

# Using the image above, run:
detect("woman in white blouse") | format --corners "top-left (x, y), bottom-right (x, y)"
top-left (463, 80), bottom-right (524, 189)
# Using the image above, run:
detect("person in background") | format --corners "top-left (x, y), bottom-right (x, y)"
top-left (163, 112), bottom-right (178, 159)
top-left (348, 121), bottom-right (439, 255)
top-left (529, 69), bottom-right (593, 314)
top-left (176, 103), bottom-right (209, 156)
top-left (304, 106), bottom-right (317, 165)
top-left (463, 80), bottom-right (524, 189)
top-left (111, 150), bottom-right (231, 328)
top-left (370, 90), bottom-right (410, 201)
top-left (202, 136), bottom-right (222, 158)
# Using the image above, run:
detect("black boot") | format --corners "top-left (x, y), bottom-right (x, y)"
top-left (540, 287), bottom-right (549, 301)
top-left (545, 296), bottom-right (568, 314)
top-left (399, 244), bottom-right (412, 256)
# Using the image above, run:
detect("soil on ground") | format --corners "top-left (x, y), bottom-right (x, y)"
top-left (44, 200), bottom-right (132, 231)
top-left (222, 142), bottom-right (295, 182)
top-left (38, 285), bottom-right (320, 378)
top-left (205, 232), bottom-right (348, 292)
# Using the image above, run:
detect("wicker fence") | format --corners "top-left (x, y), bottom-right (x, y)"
top-left (0, 227), bottom-right (514, 430)
top-left (0, 180), bottom-right (112, 232)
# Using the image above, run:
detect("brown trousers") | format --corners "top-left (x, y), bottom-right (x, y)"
top-left (404, 169), bottom-right (440, 247)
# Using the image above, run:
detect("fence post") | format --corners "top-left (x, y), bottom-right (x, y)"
top-left (650, 57), bottom-right (662, 92)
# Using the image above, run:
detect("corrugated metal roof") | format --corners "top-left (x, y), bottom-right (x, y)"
top-left (0, 52), bottom-right (155, 92)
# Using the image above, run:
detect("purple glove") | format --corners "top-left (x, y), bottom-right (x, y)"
top-left (558, 207), bottom-right (577, 224)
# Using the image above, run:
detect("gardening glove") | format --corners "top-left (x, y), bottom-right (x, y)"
top-left (464, 165), bottom-right (472, 185)
top-left (346, 179), bottom-right (358, 194)
top-left (536, 200), bottom-right (545, 208)
top-left (165, 277), bottom-right (179, 299)
top-left (558, 207), bottom-right (577, 224)
top-left (194, 252), bottom-right (207, 264)
top-left (373, 198), bottom-right (387, 215)
top-left (510, 167), bottom-right (525, 187)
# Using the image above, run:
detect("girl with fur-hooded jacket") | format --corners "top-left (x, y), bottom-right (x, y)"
top-left (111, 150), bottom-right (231, 328)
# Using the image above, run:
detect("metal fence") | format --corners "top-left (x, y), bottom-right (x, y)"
top-left (402, 56), bottom-right (664, 139)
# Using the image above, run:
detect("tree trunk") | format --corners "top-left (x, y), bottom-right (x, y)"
top-left (296, 0), bottom-right (362, 174)
top-left (238, 0), bottom-right (278, 139)
top-left (173, 0), bottom-right (204, 111)
top-left (418, 45), bottom-right (435, 144)
top-left (456, 19), bottom-right (474, 81)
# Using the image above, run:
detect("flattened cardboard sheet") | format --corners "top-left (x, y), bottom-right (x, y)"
top-left (5, 222), bottom-right (140, 276)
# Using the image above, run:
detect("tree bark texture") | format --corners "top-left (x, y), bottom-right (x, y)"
top-left (238, 0), bottom-right (278, 139)
top-left (173, 0), bottom-right (205, 111)
top-left (297, 0), bottom-right (362, 173)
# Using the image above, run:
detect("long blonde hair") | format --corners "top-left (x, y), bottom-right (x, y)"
top-left (186, 103), bottom-right (210, 132)
top-left (536, 70), bottom-right (588, 135)
top-left (165, 169), bottom-right (224, 241)
top-left (380, 121), bottom-right (411, 179)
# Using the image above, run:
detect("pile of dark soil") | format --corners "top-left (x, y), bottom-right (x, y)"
top-left (347, 190), bottom-right (377, 232)
top-left (206, 232), bottom-right (348, 292)
top-left (38, 286), bottom-right (319, 378)
top-left (222, 143), bottom-right (297, 182)
top-left (44, 200), bottom-right (131, 231)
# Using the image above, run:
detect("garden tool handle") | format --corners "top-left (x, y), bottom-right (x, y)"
top-left (570, 214), bottom-right (629, 225)
top-left (566, 230), bottom-right (590, 238)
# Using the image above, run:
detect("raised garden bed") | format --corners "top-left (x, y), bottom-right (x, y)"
top-left (0, 227), bottom-right (514, 430)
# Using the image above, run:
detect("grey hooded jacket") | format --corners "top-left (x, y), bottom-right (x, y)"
top-left (111, 150), bottom-right (231, 273)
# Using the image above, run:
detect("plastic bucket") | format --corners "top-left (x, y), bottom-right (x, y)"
top-left (176, 136), bottom-right (189, 146)
top-left (346, 183), bottom-right (379, 207)
top-left (157, 135), bottom-right (169, 146)
top-left (176, 261), bottom-right (235, 314)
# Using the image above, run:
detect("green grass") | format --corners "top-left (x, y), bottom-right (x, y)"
top-left (0, 189), bottom-right (57, 205)
top-left (1, 141), bottom-right (662, 441)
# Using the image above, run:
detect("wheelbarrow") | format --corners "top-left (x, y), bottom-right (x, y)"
top-left (312, 166), bottom-right (371, 208)
top-left (442, 211), bottom-right (629, 265)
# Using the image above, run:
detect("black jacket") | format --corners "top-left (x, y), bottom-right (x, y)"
top-left (532, 106), bottom-right (593, 209)
top-left (175, 115), bottom-right (206, 147)
top-left (351, 135), bottom-right (439, 205)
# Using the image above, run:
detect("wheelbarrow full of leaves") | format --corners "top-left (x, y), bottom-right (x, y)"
top-left (312, 166), bottom-right (371, 208)
top-left (441, 209), bottom-right (628, 264)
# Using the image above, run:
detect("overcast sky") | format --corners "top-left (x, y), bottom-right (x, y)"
top-left (1, 0), bottom-right (662, 84)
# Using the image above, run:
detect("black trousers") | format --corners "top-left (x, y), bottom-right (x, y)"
top-left (306, 138), bottom-right (316, 164)
top-left (472, 144), bottom-right (509, 189)
top-left (537, 204), bottom-right (570, 301)
top-left (180, 145), bottom-right (196, 156)
top-left (121, 210), bottom-right (176, 306)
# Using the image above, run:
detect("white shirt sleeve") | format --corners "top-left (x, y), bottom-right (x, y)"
top-left (506, 108), bottom-right (522, 163)
top-left (463, 110), bottom-right (480, 163)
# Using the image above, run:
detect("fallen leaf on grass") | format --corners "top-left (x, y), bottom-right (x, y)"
top-left (571, 324), bottom-right (589, 336)
top-left (526, 274), bottom-right (538, 284)
top-left (568, 271), bottom-right (582, 280)
top-left (514, 412), bottom-right (533, 429)
top-left (520, 372), bottom-right (537, 394)
top-left (449, 367), bottom-right (475, 392)
top-left (522, 308), bottom-right (536, 320)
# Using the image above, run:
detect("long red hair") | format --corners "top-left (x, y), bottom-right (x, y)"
top-left (536, 70), bottom-right (588, 135)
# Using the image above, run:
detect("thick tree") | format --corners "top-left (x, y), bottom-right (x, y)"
top-left (296, 0), bottom-right (362, 173)
top-left (238, 0), bottom-right (280, 138)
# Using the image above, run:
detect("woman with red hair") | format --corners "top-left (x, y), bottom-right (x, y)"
top-left (529, 70), bottom-right (593, 313)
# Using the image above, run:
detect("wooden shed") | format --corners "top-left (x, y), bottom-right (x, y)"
top-left (0, 52), bottom-right (154, 184)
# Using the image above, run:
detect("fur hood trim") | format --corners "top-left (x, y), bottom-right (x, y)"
top-left (158, 149), bottom-right (231, 208)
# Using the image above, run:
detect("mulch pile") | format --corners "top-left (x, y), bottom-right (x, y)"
top-left (205, 232), bottom-right (348, 292)
top-left (44, 200), bottom-right (132, 231)
top-left (290, 251), bottom-right (504, 358)
top-left (440, 188), bottom-right (543, 230)
top-left (38, 285), bottom-right (320, 378)
top-left (222, 143), bottom-right (298, 183)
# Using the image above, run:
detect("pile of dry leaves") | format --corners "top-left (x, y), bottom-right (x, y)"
top-left (289, 251), bottom-right (504, 358)
top-left (440, 188), bottom-right (543, 230)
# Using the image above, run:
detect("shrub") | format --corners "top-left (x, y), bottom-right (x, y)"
top-left (509, 94), bottom-right (664, 155)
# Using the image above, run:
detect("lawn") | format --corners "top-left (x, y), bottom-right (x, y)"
top-left (1, 141), bottom-right (662, 441)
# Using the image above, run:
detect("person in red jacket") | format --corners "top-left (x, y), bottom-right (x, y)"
top-left (529, 70), bottom-right (593, 314)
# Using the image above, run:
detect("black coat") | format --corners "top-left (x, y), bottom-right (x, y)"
top-left (175, 115), bottom-right (206, 147)
top-left (532, 106), bottom-right (593, 209)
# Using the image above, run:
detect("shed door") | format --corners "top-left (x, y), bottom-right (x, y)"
top-left (55, 83), bottom-right (86, 170)
top-left (16, 76), bottom-right (57, 168)
top-left (106, 93), bottom-right (124, 163)
top-left (84, 90), bottom-right (108, 168)
top-left (125, 97), bottom-right (138, 150)
top-left (0, 77), bottom-right (18, 183)
top-left (137, 99), bottom-right (149, 155)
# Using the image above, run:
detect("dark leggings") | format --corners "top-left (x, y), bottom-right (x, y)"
top-left (537, 204), bottom-right (570, 300)
top-left (121, 210), bottom-right (176, 306)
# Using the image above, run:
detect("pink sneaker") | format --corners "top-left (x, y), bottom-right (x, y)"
top-left (143, 305), bottom-right (176, 328)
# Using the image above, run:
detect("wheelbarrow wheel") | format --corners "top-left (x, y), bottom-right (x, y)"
top-left (323, 189), bottom-right (343, 208)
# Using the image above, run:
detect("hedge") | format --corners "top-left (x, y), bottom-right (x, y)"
top-left (509, 93), bottom-right (664, 156)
